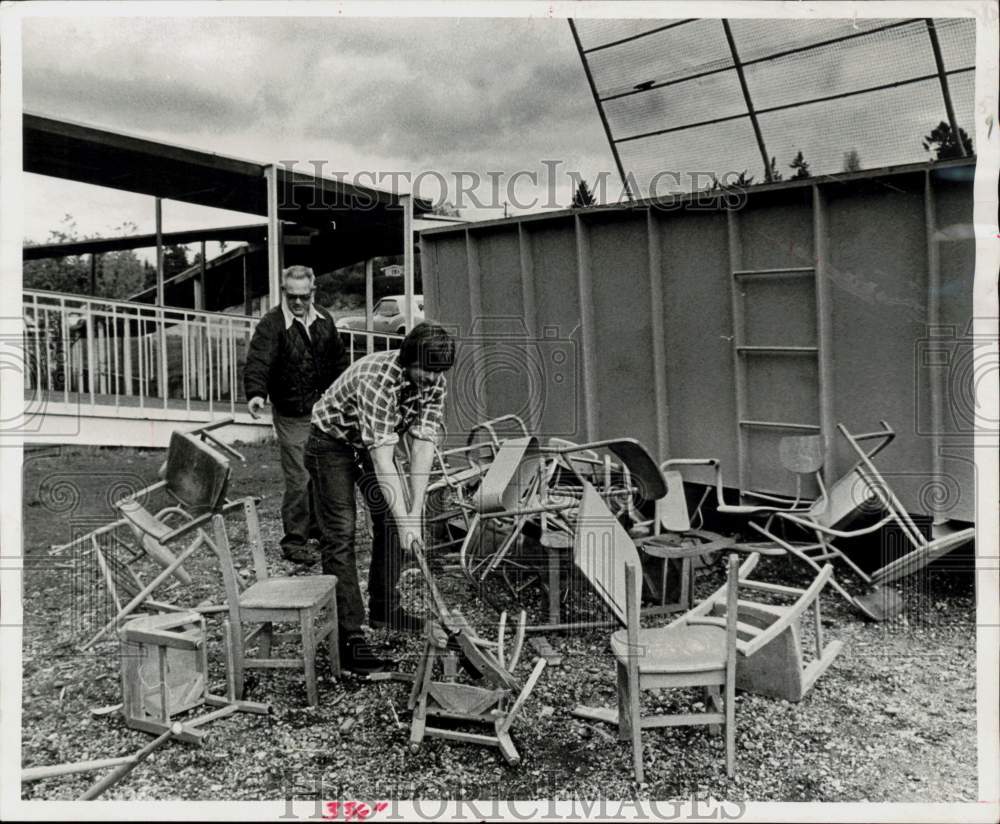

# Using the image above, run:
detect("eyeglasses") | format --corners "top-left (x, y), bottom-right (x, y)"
top-left (285, 292), bottom-right (314, 304)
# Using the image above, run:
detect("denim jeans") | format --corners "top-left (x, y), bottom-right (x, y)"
top-left (271, 411), bottom-right (318, 551)
top-left (304, 426), bottom-right (404, 634)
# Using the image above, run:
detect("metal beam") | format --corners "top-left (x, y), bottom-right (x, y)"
top-left (23, 223), bottom-right (268, 261)
top-left (365, 258), bottom-right (374, 354)
top-left (568, 19), bottom-right (633, 202)
top-left (812, 185), bottom-right (836, 483)
top-left (402, 193), bottom-right (415, 331)
top-left (722, 19), bottom-right (773, 182)
top-left (574, 214), bottom-right (598, 441)
top-left (924, 18), bottom-right (968, 158)
top-left (646, 209), bottom-right (670, 461)
top-left (266, 164), bottom-right (280, 309)
top-left (155, 197), bottom-right (164, 307)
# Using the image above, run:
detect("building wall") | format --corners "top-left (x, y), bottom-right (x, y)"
top-left (421, 161), bottom-right (977, 522)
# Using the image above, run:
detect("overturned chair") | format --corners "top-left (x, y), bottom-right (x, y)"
top-left (52, 420), bottom-right (258, 650)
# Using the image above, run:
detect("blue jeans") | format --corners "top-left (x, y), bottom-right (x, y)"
top-left (304, 426), bottom-right (403, 634)
top-left (271, 411), bottom-right (317, 551)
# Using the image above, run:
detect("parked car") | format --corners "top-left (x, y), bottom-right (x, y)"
top-left (335, 294), bottom-right (424, 335)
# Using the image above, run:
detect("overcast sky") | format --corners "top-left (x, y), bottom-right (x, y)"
top-left (22, 15), bottom-right (615, 245)
top-left (21, 12), bottom-right (975, 249)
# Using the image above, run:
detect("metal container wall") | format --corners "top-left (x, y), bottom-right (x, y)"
top-left (420, 160), bottom-right (977, 523)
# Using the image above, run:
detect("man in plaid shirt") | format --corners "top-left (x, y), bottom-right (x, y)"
top-left (305, 322), bottom-right (455, 674)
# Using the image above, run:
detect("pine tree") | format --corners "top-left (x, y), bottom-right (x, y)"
top-left (922, 121), bottom-right (973, 160)
top-left (789, 150), bottom-right (811, 180)
top-left (572, 179), bottom-right (596, 208)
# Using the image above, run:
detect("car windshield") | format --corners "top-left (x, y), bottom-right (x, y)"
top-left (376, 300), bottom-right (398, 316)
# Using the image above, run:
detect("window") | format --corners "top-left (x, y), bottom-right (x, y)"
top-left (375, 299), bottom-right (398, 317)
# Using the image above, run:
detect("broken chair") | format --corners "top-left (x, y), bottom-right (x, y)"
top-left (672, 432), bottom-right (905, 621)
top-left (78, 428), bottom-right (254, 649)
top-left (406, 538), bottom-right (547, 765)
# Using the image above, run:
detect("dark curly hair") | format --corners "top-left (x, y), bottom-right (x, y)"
top-left (399, 322), bottom-right (456, 372)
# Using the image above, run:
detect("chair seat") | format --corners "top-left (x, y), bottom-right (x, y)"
top-left (239, 575), bottom-right (337, 610)
top-left (119, 500), bottom-right (173, 541)
top-left (610, 623), bottom-right (727, 673)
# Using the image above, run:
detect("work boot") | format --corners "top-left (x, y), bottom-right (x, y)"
top-left (281, 544), bottom-right (319, 566)
top-left (339, 633), bottom-right (388, 675)
top-left (369, 605), bottom-right (424, 634)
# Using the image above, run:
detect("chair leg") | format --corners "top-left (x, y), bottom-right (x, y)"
top-left (616, 661), bottom-right (631, 741)
top-left (258, 622), bottom-right (273, 659)
top-left (323, 593), bottom-right (340, 679)
top-left (725, 673), bottom-right (736, 779)
top-left (705, 685), bottom-right (722, 736)
top-left (300, 607), bottom-right (319, 707)
top-left (627, 667), bottom-right (643, 785)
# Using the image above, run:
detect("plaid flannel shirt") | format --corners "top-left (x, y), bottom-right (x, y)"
top-left (311, 350), bottom-right (447, 450)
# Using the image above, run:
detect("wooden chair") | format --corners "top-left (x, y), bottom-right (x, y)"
top-left (406, 539), bottom-right (547, 764)
top-left (570, 481), bottom-right (840, 783)
top-left (209, 508), bottom-right (339, 707)
top-left (691, 553), bottom-right (844, 703)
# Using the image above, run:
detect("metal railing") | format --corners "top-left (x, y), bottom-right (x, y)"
top-left (338, 327), bottom-right (404, 361)
top-left (22, 289), bottom-right (404, 418)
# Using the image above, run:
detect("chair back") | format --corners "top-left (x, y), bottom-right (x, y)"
top-left (472, 436), bottom-right (542, 513)
top-left (572, 481), bottom-right (642, 626)
top-left (655, 470), bottom-right (692, 533)
top-left (164, 432), bottom-right (231, 515)
top-left (778, 435), bottom-right (825, 475)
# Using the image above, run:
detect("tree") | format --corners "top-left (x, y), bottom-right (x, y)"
top-left (922, 121), bottom-right (973, 160)
top-left (430, 200), bottom-right (461, 218)
top-left (571, 179), bottom-right (596, 208)
top-left (842, 149), bottom-right (862, 173)
top-left (768, 156), bottom-right (783, 182)
top-left (23, 216), bottom-right (146, 299)
top-left (789, 150), bottom-right (811, 180)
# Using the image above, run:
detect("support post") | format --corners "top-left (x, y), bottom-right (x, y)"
top-left (365, 258), bottom-right (375, 354)
top-left (574, 214), bottom-right (598, 442)
top-left (646, 209), bottom-right (670, 462)
top-left (924, 18), bottom-right (968, 158)
top-left (924, 171), bottom-right (945, 519)
top-left (195, 241), bottom-right (206, 311)
top-left (266, 164), bottom-right (281, 309)
top-left (812, 185), bottom-right (836, 483)
top-left (155, 197), bottom-right (168, 402)
top-left (722, 20), bottom-right (773, 181)
top-left (402, 193), bottom-right (415, 332)
top-left (242, 256), bottom-right (252, 316)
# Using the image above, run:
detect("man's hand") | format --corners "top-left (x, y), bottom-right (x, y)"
top-left (396, 515), bottom-right (423, 553)
top-left (247, 396), bottom-right (266, 419)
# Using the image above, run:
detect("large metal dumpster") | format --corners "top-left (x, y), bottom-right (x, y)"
top-left (420, 158), bottom-right (977, 525)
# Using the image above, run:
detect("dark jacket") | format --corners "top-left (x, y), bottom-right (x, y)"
top-left (243, 305), bottom-right (349, 417)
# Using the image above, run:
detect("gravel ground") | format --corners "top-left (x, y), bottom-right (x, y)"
top-left (19, 442), bottom-right (978, 803)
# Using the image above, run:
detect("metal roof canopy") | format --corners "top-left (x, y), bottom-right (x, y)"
top-left (23, 112), bottom-right (433, 312)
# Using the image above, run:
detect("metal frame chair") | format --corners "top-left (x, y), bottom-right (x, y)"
top-left (76, 427), bottom-right (255, 649)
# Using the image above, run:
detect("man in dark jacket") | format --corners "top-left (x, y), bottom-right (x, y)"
top-left (243, 265), bottom-right (349, 564)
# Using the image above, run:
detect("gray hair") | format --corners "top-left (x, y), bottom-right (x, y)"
top-left (282, 265), bottom-right (315, 288)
